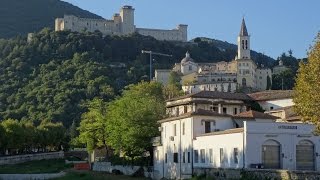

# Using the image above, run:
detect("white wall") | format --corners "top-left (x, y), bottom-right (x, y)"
top-left (193, 132), bottom-right (244, 168)
top-left (258, 98), bottom-right (294, 111)
top-left (244, 121), bottom-right (320, 171)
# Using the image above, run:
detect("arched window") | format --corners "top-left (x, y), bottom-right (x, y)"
top-left (242, 40), bottom-right (245, 49)
top-left (242, 78), bottom-right (246, 87)
top-left (296, 140), bottom-right (315, 170)
top-left (262, 140), bottom-right (281, 169)
top-left (245, 40), bottom-right (248, 49)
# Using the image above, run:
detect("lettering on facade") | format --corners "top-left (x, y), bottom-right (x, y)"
top-left (278, 125), bottom-right (297, 130)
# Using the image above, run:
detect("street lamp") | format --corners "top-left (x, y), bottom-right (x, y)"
top-left (141, 50), bottom-right (173, 81)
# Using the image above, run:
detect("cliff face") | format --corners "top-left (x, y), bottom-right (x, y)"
top-left (0, 0), bottom-right (102, 38)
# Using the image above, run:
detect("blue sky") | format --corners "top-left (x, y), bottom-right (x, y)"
top-left (63, 0), bottom-right (319, 59)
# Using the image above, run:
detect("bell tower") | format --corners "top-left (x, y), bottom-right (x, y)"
top-left (237, 18), bottom-right (250, 60)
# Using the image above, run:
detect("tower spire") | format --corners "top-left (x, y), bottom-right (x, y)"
top-left (239, 18), bottom-right (248, 36)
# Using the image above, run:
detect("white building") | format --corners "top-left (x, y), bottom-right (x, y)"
top-left (154, 18), bottom-right (272, 93)
top-left (55, 6), bottom-right (188, 42)
top-left (248, 90), bottom-right (294, 111)
top-left (153, 91), bottom-right (320, 179)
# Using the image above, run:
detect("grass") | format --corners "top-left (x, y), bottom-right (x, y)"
top-left (53, 171), bottom-right (149, 180)
top-left (0, 159), bottom-right (73, 174)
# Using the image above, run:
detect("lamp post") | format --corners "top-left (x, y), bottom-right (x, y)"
top-left (141, 50), bottom-right (172, 81)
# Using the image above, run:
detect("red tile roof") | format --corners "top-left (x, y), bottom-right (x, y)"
top-left (248, 90), bottom-right (293, 101)
top-left (233, 110), bottom-right (278, 119)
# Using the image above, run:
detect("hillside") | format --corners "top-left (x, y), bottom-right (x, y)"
top-left (0, 0), bottom-right (102, 38)
top-left (0, 30), bottom-right (276, 127)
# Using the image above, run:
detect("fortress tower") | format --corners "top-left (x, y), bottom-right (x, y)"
top-left (120, 5), bottom-right (135, 35)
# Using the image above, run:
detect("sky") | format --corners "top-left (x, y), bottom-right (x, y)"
top-left (63, 0), bottom-right (320, 59)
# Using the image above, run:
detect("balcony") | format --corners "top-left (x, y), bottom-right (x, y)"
top-left (151, 136), bottom-right (162, 146)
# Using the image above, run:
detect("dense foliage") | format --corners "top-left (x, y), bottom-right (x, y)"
top-left (76, 82), bottom-right (165, 160)
top-left (293, 34), bottom-right (320, 131)
top-left (0, 0), bottom-right (102, 38)
top-left (0, 119), bottom-right (66, 155)
top-left (0, 29), bottom-right (275, 127)
top-left (271, 51), bottom-right (300, 90)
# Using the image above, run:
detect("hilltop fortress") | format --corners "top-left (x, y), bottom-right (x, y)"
top-left (55, 5), bottom-right (188, 42)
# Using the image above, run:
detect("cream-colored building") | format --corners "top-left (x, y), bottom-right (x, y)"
top-left (155, 18), bottom-right (272, 93)
top-left (55, 6), bottom-right (188, 42)
top-left (273, 59), bottom-right (290, 75)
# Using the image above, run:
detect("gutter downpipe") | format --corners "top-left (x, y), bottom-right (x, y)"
top-left (180, 119), bottom-right (182, 179)
top-left (242, 121), bottom-right (246, 169)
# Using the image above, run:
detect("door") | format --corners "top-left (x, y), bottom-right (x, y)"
top-left (262, 140), bottom-right (281, 169)
top-left (296, 140), bottom-right (315, 170)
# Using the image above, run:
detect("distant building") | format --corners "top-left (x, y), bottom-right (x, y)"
top-left (273, 59), bottom-right (290, 75)
top-left (155, 18), bottom-right (272, 93)
top-left (55, 6), bottom-right (188, 42)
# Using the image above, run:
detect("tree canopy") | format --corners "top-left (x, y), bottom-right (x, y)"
top-left (293, 33), bottom-right (320, 131)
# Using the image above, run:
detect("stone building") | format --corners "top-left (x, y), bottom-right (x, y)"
top-left (155, 18), bottom-right (272, 93)
top-left (55, 6), bottom-right (188, 42)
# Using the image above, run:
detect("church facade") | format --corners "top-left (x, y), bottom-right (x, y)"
top-left (155, 18), bottom-right (272, 93)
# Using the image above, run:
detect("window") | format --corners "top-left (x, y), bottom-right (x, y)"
top-left (183, 152), bottom-right (185, 163)
top-left (174, 153), bottom-right (178, 163)
top-left (220, 148), bottom-right (224, 163)
top-left (188, 152), bottom-right (190, 163)
top-left (234, 148), bottom-right (239, 164)
top-left (245, 40), bottom-right (248, 49)
top-left (165, 153), bottom-right (167, 163)
top-left (155, 150), bottom-right (159, 161)
top-left (209, 149), bottom-right (213, 163)
top-left (205, 121), bottom-right (211, 133)
top-left (182, 122), bottom-right (185, 135)
top-left (242, 40), bottom-right (244, 49)
top-left (173, 124), bottom-right (177, 136)
top-left (210, 106), bottom-right (217, 112)
top-left (184, 106), bottom-right (187, 113)
top-left (189, 65), bottom-right (192, 71)
top-left (200, 149), bottom-right (205, 163)
top-left (234, 108), bottom-right (238, 115)
top-left (270, 106), bottom-right (274, 110)
top-left (176, 107), bottom-right (179, 116)
top-left (194, 150), bottom-right (199, 163)
top-left (223, 107), bottom-right (227, 114)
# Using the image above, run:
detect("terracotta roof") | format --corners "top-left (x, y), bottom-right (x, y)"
top-left (233, 110), bottom-right (278, 119)
top-left (199, 128), bottom-right (244, 137)
top-left (248, 90), bottom-right (293, 101)
top-left (167, 91), bottom-right (253, 102)
top-left (158, 109), bottom-right (232, 123)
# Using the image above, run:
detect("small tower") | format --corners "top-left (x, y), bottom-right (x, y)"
top-left (237, 18), bottom-right (250, 60)
top-left (120, 5), bottom-right (135, 35)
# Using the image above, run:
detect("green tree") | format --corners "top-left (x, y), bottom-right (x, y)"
top-left (266, 75), bottom-right (271, 90)
top-left (272, 69), bottom-right (295, 90)
top-left (1, 119), bottom-right (24, 154)
top-left (78, 98), bottom-right (108, 153)
top-left (107, 81), bottom-right (165, 161)
top-left (293, 33), bottom-right (320, 131)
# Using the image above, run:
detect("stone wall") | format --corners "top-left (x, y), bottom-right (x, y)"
top-left (92, 162), bottom-right (153, 178)
top-left (193, 168), bottom-right (320, 180)
top-left (0, 151), bottom-right (64, 165)
top-left (0, 172), bottom-right (66, 180)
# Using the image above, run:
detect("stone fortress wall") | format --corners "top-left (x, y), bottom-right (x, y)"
top-left (55, 5), bottom-right (188, 42)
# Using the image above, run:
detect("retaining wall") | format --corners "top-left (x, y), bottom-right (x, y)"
top-left (194, 168), bottom-right (320, 180)
top-left (0, 172), bottom-right (66, 180)
top-left (92, 162), bottom-right (153, 178)
top-left (0, 151), bottom-right (64, 165)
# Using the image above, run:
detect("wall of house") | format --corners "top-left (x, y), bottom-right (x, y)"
top-left (256, 69), bottom-right (272, 91)
top-left (154, 70), bottom-right (171, 85)
top-left (244, 121), bottom-right (320, 170)
top-left (193, 132), bottom-right (244, 169)
top-left (182, 82), bottom-right (237, 94)
top-left (258, 98), bottom-right (294, 111)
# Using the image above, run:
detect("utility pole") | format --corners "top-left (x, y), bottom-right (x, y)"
top-left (141, 50), bottom-right (172, 81)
